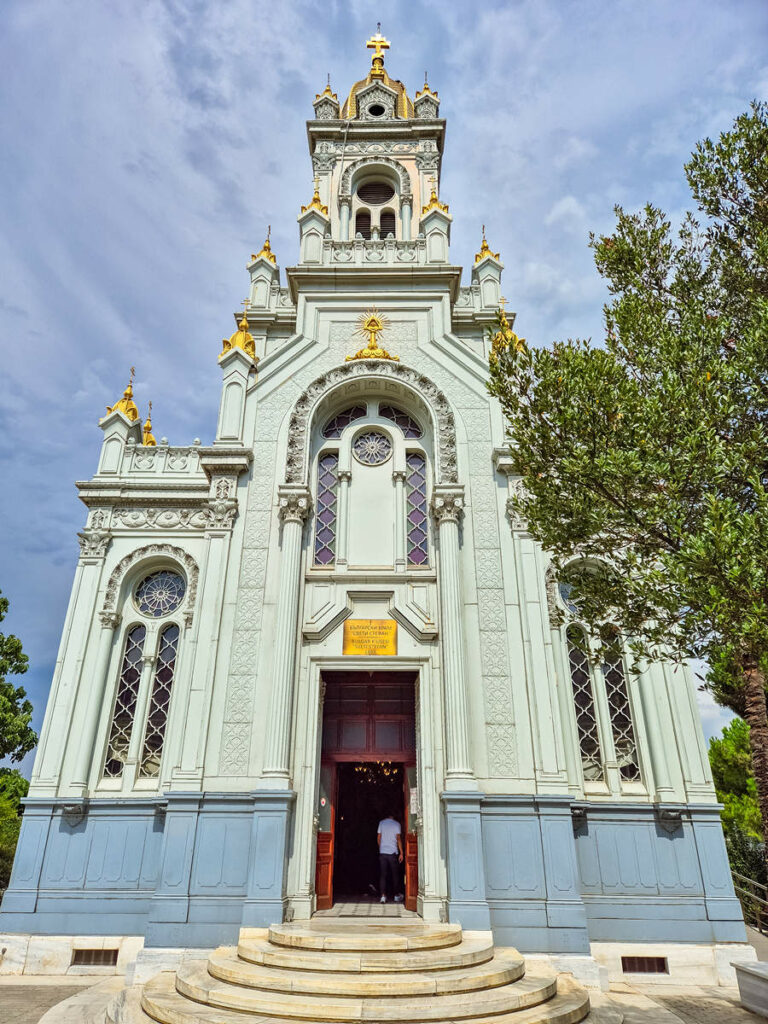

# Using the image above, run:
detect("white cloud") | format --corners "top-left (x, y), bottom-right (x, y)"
top-left (544, 195), bottom-right (588, 230)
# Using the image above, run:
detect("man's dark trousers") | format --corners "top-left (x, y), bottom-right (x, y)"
top-left (379, 852), bottom-right (400, 899)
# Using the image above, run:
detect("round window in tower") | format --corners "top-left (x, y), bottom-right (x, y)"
top-left (352, 430), bottom-right (393, 466)
top-left (357, 180), bottom-right (395, 205)
top-left (367, 103), bottom-right (386, 118)
top-left (135, 570), bottom-right (186, 617)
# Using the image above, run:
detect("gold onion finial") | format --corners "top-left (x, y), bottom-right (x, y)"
top-left (489, 298), bottom-right (526, 366)
top-left (221, 305), bottom-right (257, 361)
top-left (422, 175), bottom-right (449, 214)
top-left (475, 224), bottom-right (500, 263)
top-left (366, 23), bottom-right (390, 78)
top-left (301, 176), bottom-right (329, 215)
top-left (346, 308), bottom-right (399, 362)
top-left (105, 366), bottom-right (140, 422)
top-left (254, 225), bottom-right (276, 264)
top-left (142, 401), bottom-right (156, 446)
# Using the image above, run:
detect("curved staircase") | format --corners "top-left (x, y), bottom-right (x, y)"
top-left (132, 920), bottom-right (591, 1024)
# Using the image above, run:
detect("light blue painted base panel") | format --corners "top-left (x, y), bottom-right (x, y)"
top-left (1, 793), bottom-right (745, 953)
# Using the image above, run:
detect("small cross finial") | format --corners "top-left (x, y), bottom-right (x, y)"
top-left (366, 25), bottom-right (390, 60)
top-left (425, 69), bottom-right (428, 85)
top-left (482, 224), bottom-right (486, 240)
top-left (129, 366), bottom-right (136, 385)
top-left (499, 296), bottom-right (508, 310)
top-left (147, 400), bottom-right (152, 416)
top-left (327, 72), bottom-right (331, 87)
top-left (267, 224), bottom-right (271, 240)
top-left (240, 298), bottom-right (249, 314)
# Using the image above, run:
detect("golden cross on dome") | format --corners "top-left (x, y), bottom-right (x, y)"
top-left (366, 24), bottom-right (390, 60)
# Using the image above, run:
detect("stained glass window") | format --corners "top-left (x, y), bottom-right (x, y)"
top-left (379, 404), bottom-right (423, 439)
top-left (352, 431), bottom-right (392, 466)
top-left (103, 624), bottom-right (146, 778)
top-left (139, 624), bottom-right (179, 778)
top-left (322, 406), bottom-right (366, 439)
top-left (603, 643), bottom-right (641, 782)
top-left (566, 625), bottom-right (604, 782)
top-left (406, 453), bottom-right (429, 565)
top-left (135, 570), bottom-right (185, 617)
top-left (314, 453), bottom-right (339, 565)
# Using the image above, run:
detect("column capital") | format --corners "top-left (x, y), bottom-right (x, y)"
top-left (277, 484), bottom-right (313, 524)
top-left (430, 485), bottom-right (464, 524)
top-left (98, 610), bottom-right (122, 630)
top-left (78, 529), bottom-right (112, 560)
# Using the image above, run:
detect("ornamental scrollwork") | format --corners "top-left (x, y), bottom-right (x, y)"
top-left (285, 361), bottom-right (458, 486)
top-left (278, 485), bottom-right (313, 524)
top-left (102, 544), bottom-right (199, 627)
top-left (430, 487), bottom-right (464, 524)
top-left (78, 530), bottom-right (111, 559)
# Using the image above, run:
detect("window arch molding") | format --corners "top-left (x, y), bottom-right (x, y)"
top-left (285, 361), bottom-right (458, 487)
top-left (340, 157), bottom-right (411, 202)
top-left (102, 544), bottom-right (199, 628)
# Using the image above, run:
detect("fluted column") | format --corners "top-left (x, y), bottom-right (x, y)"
top-left (71, 610), bottom-right (121, 791)
top-left (431, 485), bottom-right (474, 785)
top-left (261, 484), bottom-right (312, 785)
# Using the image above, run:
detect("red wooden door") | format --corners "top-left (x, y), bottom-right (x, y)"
top-left (404, 769), bottom-right (418, 911)
top-left (315, 763), bottom-right (335, 910)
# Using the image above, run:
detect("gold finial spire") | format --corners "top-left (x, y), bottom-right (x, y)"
top-left (475, 224), bottom-right (500, 263)
top-left (105, 366), bottom-right (140, 422)
top-left (346, 308), bottom-right (399, 362)
top-left (489, 299), bottom-right (526, 366)
top-left (253, 225), bottom-right (276, 264)
top-left (416, 70), bottom-right (438, 100)
top-left (301, 176), bottom-right (329, 215)
top-left (422, 175), bottom-right (449, 214)
top-left (221, 305), bottom-right (257, 361)
top-left (366, 23), bottom-right (390, 78)
top-left (316, 73), bottom-right (337, 101)
top-left (142, 401), bottom-right (156, 446)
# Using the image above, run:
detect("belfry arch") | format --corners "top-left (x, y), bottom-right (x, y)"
top-left (284, 360), bottom-right (458, 486)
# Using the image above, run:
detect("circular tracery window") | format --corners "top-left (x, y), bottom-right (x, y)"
top-left (135, 570), bottom-right (186, 617)
top-left (352, 430), bottom-right (392, 466)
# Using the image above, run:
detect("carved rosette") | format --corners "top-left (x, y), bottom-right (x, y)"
top-left (102, 544), bottom-right (199, 627)
top-left (278, 486), bottom-right (313, 525)
top-left (430, 487), bottom-right (464, 525)
top-left (78, 530), bottom-right (111, 559)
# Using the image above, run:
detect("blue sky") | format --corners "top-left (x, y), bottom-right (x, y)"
top-left (1, 0), bottom-right (766, 774)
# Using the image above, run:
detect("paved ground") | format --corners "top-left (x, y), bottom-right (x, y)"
top-left (0, 978), bottom-right (97, 1024)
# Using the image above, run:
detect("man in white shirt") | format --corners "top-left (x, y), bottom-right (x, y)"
top-left (377, 812), bottom-right (403, 904)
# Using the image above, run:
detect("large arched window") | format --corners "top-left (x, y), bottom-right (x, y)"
top-left (566, 625), bottom-right (604, 782)
top-left (100, 566), bottom-right (185, 788)
top-left (311, 398), bottom-right (432, 570)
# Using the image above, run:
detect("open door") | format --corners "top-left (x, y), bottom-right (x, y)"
top-left (315, 763), bottom-right (335, 911)
top-left (404, 766), bottom-right (418, 912)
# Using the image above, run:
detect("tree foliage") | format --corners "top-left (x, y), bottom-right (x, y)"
top-left (487, 102), bottom-right (768, 868)
top-left (0, 589), bottom-right (36, 764)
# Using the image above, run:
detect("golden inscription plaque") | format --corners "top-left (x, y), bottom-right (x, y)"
top-left (342, 619), bottom-right (398, 656)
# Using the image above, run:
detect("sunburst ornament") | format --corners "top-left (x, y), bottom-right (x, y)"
top-left (345, 308), bottom-right (399, 361)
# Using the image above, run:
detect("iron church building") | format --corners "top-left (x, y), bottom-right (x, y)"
top-left (0, 32), bottom-right (750, 982)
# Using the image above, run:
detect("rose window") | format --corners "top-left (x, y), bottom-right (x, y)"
top-left (135, 570), bottom-right (186, 617)
top-left (352, 430), bottom-right (392, 466)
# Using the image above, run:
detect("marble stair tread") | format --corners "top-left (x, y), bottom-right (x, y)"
top-left (141, 973), bottom-right (589, 1024)
top-left (207, 947), bottom-right (525, 995)
top-left (267, 922), bottom-right (463, 952)
top-left (172, 962), bottom-right (559, 1020)
top-left (237, 931), bottom-right (496, 972)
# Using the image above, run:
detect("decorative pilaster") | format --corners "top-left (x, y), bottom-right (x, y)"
top-left (393, 469), bottom-right (406, 570)
top-left (400, 197), bottom-right (412, 240)
top-left (339, 198), bottom-right (351, 241)
top-left (336, 469), bottom-right (351, 569)
top-left (430, 485), bottom-right (473, 785)
top-left (261, 484), bottom-right (312, 785)
top-left (71, 611), bottom-right (121, 791)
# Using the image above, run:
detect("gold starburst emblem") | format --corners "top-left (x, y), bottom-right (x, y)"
top-left (345, 308), bottom-right (399, 361)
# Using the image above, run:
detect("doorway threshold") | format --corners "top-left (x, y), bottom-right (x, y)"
top-left (314, 899), bottom-right (419, 919)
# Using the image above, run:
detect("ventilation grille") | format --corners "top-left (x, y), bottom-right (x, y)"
top-left (71, 948), bottom-right (119, 967)
top-left (621, 955), bottom-right (668, 974)
top-left (357, 181), bottom-right (395, 204)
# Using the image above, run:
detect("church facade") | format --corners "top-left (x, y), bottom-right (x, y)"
top-left (0, 33), bottom-right (748, 978)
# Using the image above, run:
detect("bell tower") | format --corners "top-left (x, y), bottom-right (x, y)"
top-left (303, 29), bottom-right (447, 251)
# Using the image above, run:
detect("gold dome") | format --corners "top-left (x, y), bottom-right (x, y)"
top-left (340, 29), bottom-right (414, 120)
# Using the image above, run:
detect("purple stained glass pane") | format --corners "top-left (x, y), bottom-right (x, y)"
top-left (322, 405), bottom-right (366, 439)
top-left (379, 404), bottom-right (423, 439)
top-left (314, 452), bottom-right (339, 565)
top-left (405, 452), bottom-right (429, 566)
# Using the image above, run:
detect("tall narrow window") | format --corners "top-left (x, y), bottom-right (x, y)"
top-left (405, 453), bottom-right (429, 565)
top-left (566, 625), bottom-right (604, 782)
top-left (355, 210), bottom-right (371, 239)
top-left (603, 643), bottom-right (641, 781)
top-left (139, 624), bottom-right (179, 778)
top-left (103, 624), bottom-right (146, 778)
top-left (380, 211), bottom-right (396, 237)
top-left (314, 453), bottom-right (339, 565)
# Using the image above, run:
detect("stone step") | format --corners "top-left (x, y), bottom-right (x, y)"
top-left (172, 961), bottom-right (559, 1021)
top-left (238, 929), bottom-right (496, 972)
top-left (267, 921), bottom-right (463, 952)
top-left (141, 973), bottom-right (589, 1024)
top-left (207, 946), bottom-right (525, 995)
